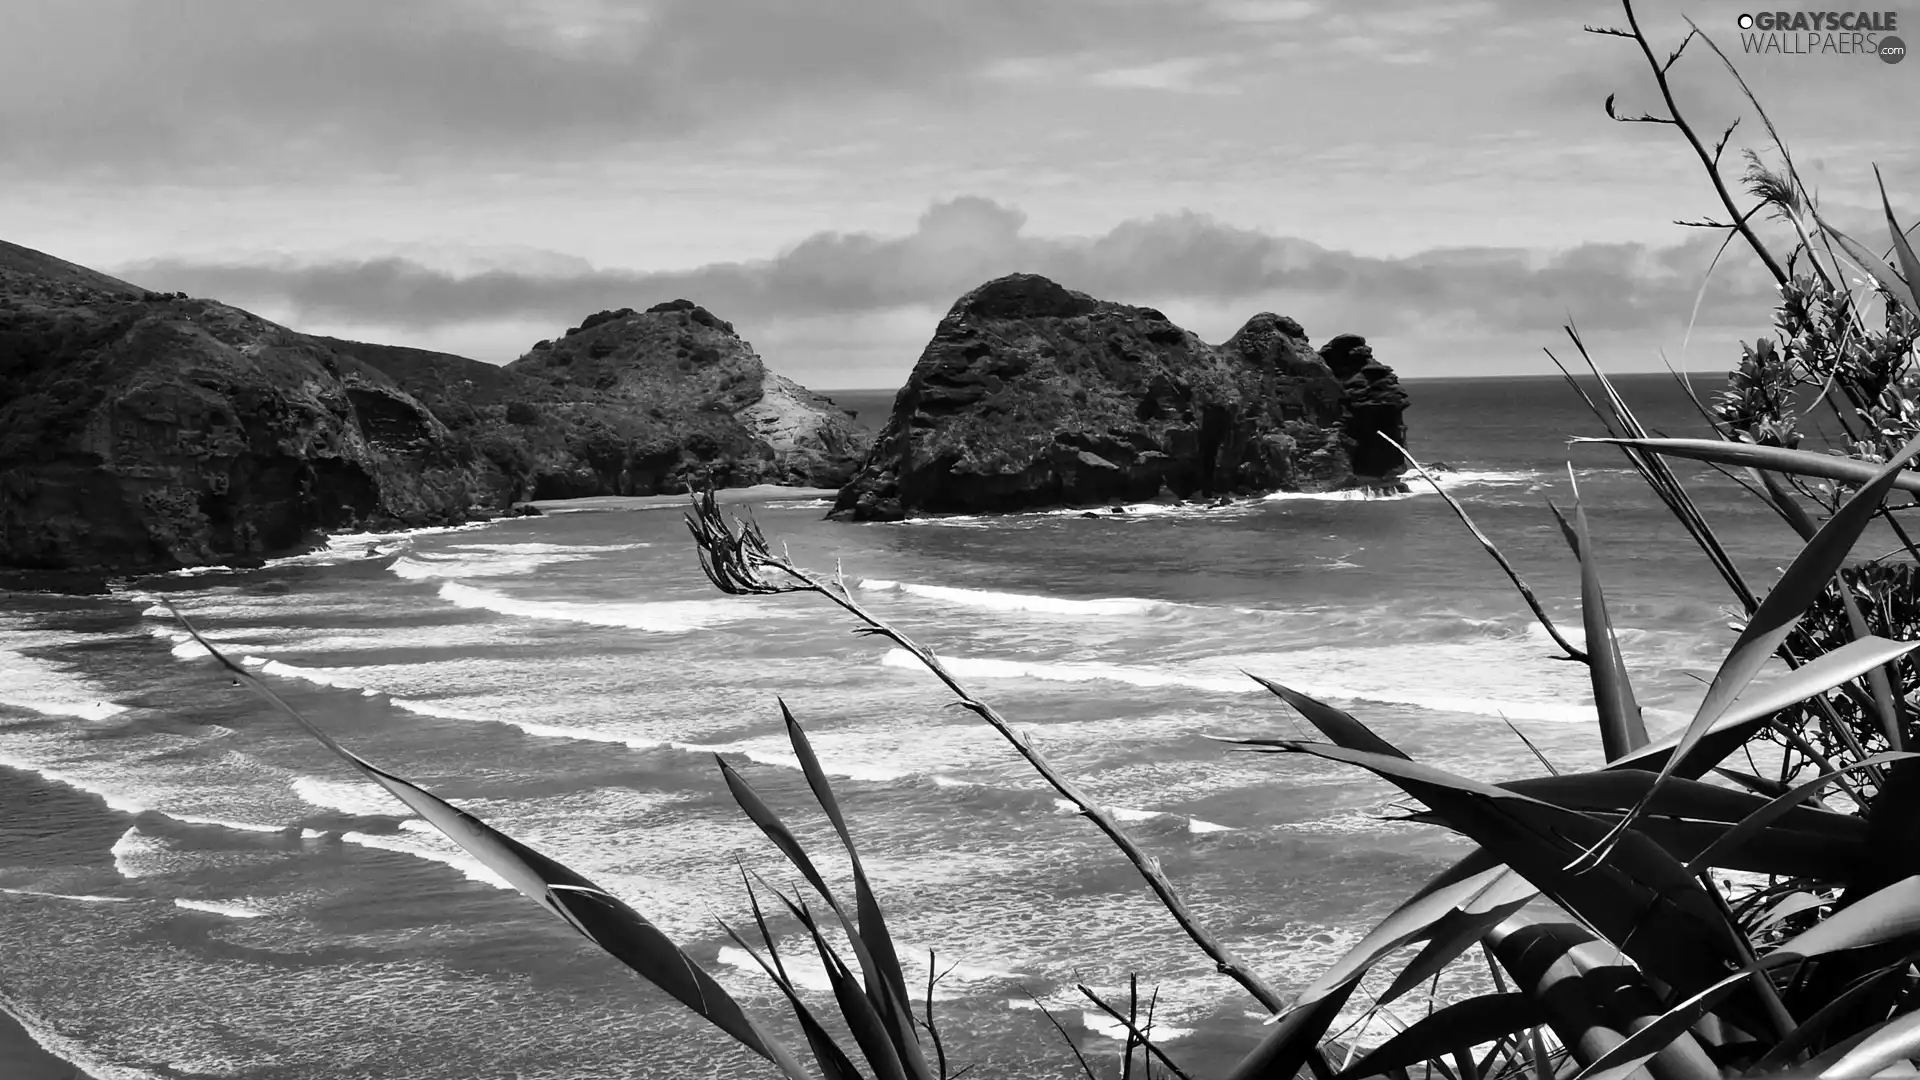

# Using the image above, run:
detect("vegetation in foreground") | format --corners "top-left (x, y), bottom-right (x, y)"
top-left (145, 1), bottom-right (1920, 1077)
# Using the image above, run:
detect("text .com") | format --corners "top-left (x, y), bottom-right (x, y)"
top-left (1736, 11), bottom-right (1908, 61)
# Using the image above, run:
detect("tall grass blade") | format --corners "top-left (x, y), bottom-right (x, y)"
top-left (1607, 636), bottom-right (1920, 777)
top-left (719, 759), bottom-right (933, 1080)
top-left (1758, 466), bottom-right (1908, 751)
top-left (1547, 484), bottom-right (1650, 760)
top-left (769, 890), bottom-right (915, 1080)
top-left (1681, 752), bottom-right (1918, 875)
top-left (1562, 970), bottom-right (1750, 1080)
top-left (780, 703), bottom-right (923, 1064)
top-left (1772, 875), bottom-right (1920, 960)
top-left (1573, 433), bottom-right (1920, 869)
top-left (1875, 164), bottom-right (1920, 314)
top-left (1814, 211), bottom-right (1917, 314)
top-left (1375, 890), bottom-right (1539, 1008)
top-left (1334, 994), bottom-right (1544, 1080)
top-left (1815, 1009), bottom-right (1920, 1080)
top-left (717, 917), bottom-right (870, 1080)
top-left (1574, 439), bottom-right (1920, 495)
top-left (1501, 771), bottom-right (1860, 841)
top-left (1234, 740), bottom-right (1757, 1021)
top-left (164, 606), bottom-right (812, 1079)
top-left (1751, 961), bottom-right (1914, 1071)
top-left (1224, 983), bottom-right (1357, 1080)
top-left (1246, 674), bottom-right (1409, 758)
top-left (1281, 854), bottom-right (1519, 1014)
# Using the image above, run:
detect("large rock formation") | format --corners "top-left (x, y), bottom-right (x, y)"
top-left (0, 241), bottom-right (487, 574)
top-left (326, 299), bottom-right (867, 502)
top-left (831, 274), bottom-right (1408, 521)
top-left (0, 241), bottom-right (869, 576)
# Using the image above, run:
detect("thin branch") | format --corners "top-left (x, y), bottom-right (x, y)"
top-left (1079, 984), bottom-right (1194, 1080)
top-left (1381, 434), bottom-right (1587, 662)
top-left (1613, 0), bottom-right (1790, 286)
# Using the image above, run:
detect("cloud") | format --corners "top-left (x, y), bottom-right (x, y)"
top-left (0, 0), bottom-right (1320, 174)
top-left (126, 195), bottom-right (1782, 351)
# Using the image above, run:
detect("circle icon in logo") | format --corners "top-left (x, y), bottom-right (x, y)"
top-left (1737, 13), bottom-right (1754, 28)
top-left (1882, 34), bottom-right (1908, 63)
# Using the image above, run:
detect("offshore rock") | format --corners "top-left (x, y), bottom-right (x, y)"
top-left (831, 274), bottom-right (1409, 521)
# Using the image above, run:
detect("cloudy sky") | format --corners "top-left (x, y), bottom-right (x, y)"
top-left (6, 0), bottom-right (1913, 387)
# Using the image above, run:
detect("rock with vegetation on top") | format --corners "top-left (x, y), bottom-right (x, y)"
top-left (0, 240), bottom-right (487, 575)
top-left (830, 273), bottom-right (1410, 521)
top-left (329, 299), bottom-right (869, 502)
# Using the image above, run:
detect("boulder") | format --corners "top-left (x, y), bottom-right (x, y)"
top-left (830, 274), bottom-right (1409, 520)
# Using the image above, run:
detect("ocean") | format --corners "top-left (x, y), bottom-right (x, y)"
top-left (0, 373), bottom-right (1836, 1079)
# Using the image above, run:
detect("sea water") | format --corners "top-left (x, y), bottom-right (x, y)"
top-left (0, 375), bottom-right (1836, 1078)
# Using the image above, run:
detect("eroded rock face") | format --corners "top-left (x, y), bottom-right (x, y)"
top-left (830, 274), bottom-right (1409, 521)
top-left (0, 241), bottom-right (483, 573)
top-left (333, 301), bottom-right (870, 500)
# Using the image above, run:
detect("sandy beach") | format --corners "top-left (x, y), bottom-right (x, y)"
top-left (524, 484), bottom-right (839, 514)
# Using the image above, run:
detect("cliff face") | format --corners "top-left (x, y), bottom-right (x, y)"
top-left (831, 274), bottom-right (1408, 521)
top-left (0, 241), bottom-right (871, 577)
top-left (0, 241), bottom-right (485, 574)
top-left (330, 300), bottom-right (869, 501)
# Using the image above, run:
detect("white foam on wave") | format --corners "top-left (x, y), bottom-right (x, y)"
top-left (1004, 999), bottom-right (1196, 1042)
top-left (882, 650), bottom-right (1249, 694)
top-left (860, 579), bottom-right (1168, 618)
top-left (1049, 798), bottom-right (1237, 833)
top-left (173, 898), bottom-right (268, 919)
top-left (435, 582), bottom-right (751, 632)
top-left (388, 697), bottom-right (651, 748)
top-left (878, 639), bottom-right (1605, 726)
top-left (0, 644), bottom-right (129, 722)
top-left (265, 522), bottom-right (497, 567)
top-left (717, 940), bottom-right (1024, 1001)
top-left (447, 542), bottom-right (650, 556)
top-left (110, 827), bottom-right (169, 879)
top-left (0, 754), bottom-right (147, 814)
top-left (166, 813), bottom-right (286, 834)
top-left (0, 887), bottom-right (134, 903)
top-left (292, 777), bottom-right (397, 817)
top-left (390, 551), bottom-right (599, 581)
top-left (670, 739), bottom-right (914, 783)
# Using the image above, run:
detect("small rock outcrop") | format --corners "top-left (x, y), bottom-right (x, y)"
top-left (0, 241), bottom-right (485, 574)
top-left (830, 274), bottom-right (1408, 521)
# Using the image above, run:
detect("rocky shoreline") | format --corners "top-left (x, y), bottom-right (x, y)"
top-left (0, 241), bottom-right (867, 578)
top-left (2, 244), bottom-right (1410, 582)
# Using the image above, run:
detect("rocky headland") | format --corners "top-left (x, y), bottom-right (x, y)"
top-left (830, 274), bottom-right (1410, 521)
top-left (0, 241), bottom-right (867, 576)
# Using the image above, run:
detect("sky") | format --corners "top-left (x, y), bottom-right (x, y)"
top-left (4, 0), bottom-right (1914, 388)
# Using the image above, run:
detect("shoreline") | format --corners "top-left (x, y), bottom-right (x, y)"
top-left (0, 1002), bottom-right (100, 1080)
top-left (522, 484), bottom-right (840, 515)
top-left (0, 484), bottom-right (841, 596)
